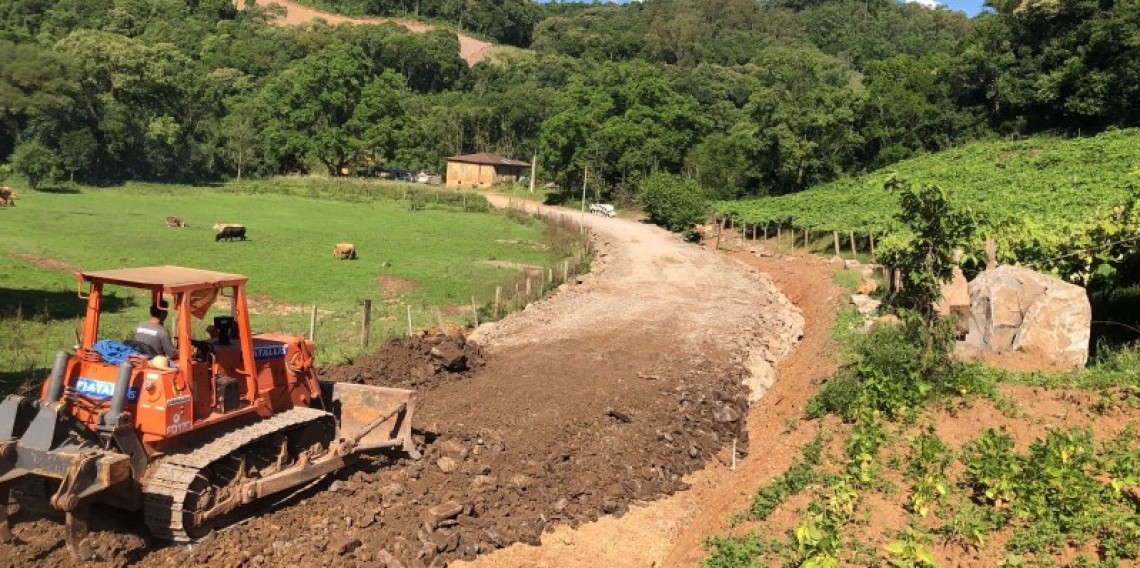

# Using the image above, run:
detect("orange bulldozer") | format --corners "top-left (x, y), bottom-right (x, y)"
top-left (0, 266), bottom-right (417, 558)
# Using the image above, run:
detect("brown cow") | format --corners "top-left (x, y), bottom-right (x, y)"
top-left (165, 216), bottom-right (185, 227)
top-left (333, 243), bottom-right (357, 260)
top-left (0, 187), bottom-right (17, 207)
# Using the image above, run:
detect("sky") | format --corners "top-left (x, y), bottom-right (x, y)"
top-left (535, 0), bottom-right (987, 17)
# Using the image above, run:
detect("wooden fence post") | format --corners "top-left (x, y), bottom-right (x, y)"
top-left (360, 299), bottom-right (372, 347)
top-left (526, 277), bottom-right (532, 299)
top-left (406, 304), bottom-right (413, 337)
top-left (471, 296), bottom-right (479, 326)
top-left (849, 231), bottom-right (857, 258)
top-left (563, 259), bottom-right (569, 282)
top-left (869, 232), bottom-right (876, 263)
top-left (804, 228), bottom-right (810, 249)
top-left (309, 305), bottom-right (317, 340)
top-left (833, 231), bottom-right (840, 257)
top-left (495, 286), bottom-right (502, 317)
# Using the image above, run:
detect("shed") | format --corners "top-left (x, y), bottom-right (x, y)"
top-left (444, 153), bottom-right (531, 188)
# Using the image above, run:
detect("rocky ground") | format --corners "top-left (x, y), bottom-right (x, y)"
top-left (1, 198), bottom-right (803, 567)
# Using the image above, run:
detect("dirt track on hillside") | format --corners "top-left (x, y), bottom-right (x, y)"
top-left (243, 0), bottom-right (495, 65)
top-left (1, 198), bottom-right (804, 567)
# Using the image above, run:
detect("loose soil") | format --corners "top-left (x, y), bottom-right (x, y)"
top-left (1, 197), bottom-right (805, 567)
top-left (10, 253), bottom-right (81, 273)
top-left (376, 274), bottom-right (421, 304)
top-left (242, 0), bottom-right (496, 65)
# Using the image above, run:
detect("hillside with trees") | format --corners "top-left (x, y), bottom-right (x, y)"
top-left (1, 0), bottom-right (1138, 200)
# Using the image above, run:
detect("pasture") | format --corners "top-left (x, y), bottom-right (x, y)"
top-left (0, 179), bottom-right (580, 392)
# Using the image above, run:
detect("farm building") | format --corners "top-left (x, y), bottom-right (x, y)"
top-left (444, 153), bottom-right (531, 188)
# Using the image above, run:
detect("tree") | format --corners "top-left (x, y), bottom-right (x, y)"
top-left (638, 172), bottom-right (708, 237)
top-left (257, 43), bottom-right (372, 174)
top-left (0, 39), bottom-right (76, 158)
top-left (539, 61), bottom-right (708, 195)
top-left (58, 129), bottom-right (96, 182)
top-left (882, 177), bottom-right (975, 320)
top-left (11, 140), bottom-right (61, 189)
top-left (746, 47), bottom-right (863, 193)
top-left (347, 70), bottom-right (410, 166)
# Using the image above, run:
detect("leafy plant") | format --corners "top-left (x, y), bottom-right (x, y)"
top-left (638, 172), bottom-right (709, 238)
top-left (962, 428), bottom-right (1021, 508)
top-left (884, 532), bottom-right (937, 568)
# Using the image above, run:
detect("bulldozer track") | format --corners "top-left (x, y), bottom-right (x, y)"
top-left (142, 406), bottom-right (333, 542)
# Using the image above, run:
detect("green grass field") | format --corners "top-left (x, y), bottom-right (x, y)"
top-left (0, 178), bottom-right (582, 392)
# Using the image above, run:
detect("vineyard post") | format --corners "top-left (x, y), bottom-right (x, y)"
top-left (751, 225), bottom-right (757, 240)
top-left (833, 231), bottom-right (840, 257)
top-left (495, 286), bottom-right (502, 317)
top-left (776, 224), bottom-right (782, 242)
top-left (804, 228), bottom-right (810, 250)
top-left (849, 231), bottom-right (857, 258)
top-left (741, 224), bottom-right (746, 242)
top-left (869, 232), bottom-right (876, 262)
top-left (763, 224), bottom-right (769, 240)
top-left (715, 217), bottom-right (723, 251)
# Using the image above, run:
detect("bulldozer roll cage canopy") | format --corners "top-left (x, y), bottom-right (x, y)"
top-left (78, 266), bottom-right (247, 293)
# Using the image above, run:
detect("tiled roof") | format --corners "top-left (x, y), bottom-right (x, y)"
top-left (446, 153), bottom-right (531, 167)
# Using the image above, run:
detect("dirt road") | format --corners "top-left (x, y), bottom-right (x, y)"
top-left (243, 0), bottom-right (495, 65)
top-left (458, 221), bottom-right (845, 568)
top-left (1, 198), bottom-right (804, 567)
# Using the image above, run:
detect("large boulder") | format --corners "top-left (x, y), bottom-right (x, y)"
top-left (964, 265), bottom-right (1091, 369)
top-left (937, 267), bottom-right (971, 337)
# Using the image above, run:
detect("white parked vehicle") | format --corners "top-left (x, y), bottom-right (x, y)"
top-left (589, 203), bottom-right (616, 218)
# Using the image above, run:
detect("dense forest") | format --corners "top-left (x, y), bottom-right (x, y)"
top-left (1, 0), bottom-right (1138, 200)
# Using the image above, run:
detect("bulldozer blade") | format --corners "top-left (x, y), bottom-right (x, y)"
top-left (318, 382), bottom-right (418, 457)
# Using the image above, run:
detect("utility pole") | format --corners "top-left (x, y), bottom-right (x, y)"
top-left (529, 150), bottom-right (537, 193)
top-left (579, 168), bottom-right (588, 213)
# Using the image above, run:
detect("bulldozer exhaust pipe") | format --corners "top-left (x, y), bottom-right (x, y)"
top-left (106, 363), bottom-right (133, 427)
top-left (43, 351), bottom-right (70, 403)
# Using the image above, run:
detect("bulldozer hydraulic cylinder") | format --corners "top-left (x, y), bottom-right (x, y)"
top-left (106, 362), bottom-right (133, 427)
top-left (44, 351), bottom-right (70, 403)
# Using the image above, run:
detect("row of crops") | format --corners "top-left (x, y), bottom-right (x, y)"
top-left (714, 129), bottom-right (1140, 283)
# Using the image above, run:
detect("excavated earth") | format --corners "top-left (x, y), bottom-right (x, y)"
top-left (1, 198), bottom-right (802, 568)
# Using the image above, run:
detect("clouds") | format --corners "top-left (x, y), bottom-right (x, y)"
top-left (905, 0), bottom-right (944, 8)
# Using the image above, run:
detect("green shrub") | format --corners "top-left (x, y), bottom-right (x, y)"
top-left (638, 172), bottom-right (709, 237)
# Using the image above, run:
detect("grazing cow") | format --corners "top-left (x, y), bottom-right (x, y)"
top-left (165, 216), bottom-right (185, 227)
top-left (0, 187), bottom-right (17, 207)
top-left (333, 243), bottom-right (357, 260)
top-left (215, 225), bottom-right (247, 242)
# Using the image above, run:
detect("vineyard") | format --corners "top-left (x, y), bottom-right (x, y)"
top-left (714, 129), bottom-right (1140, 282)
